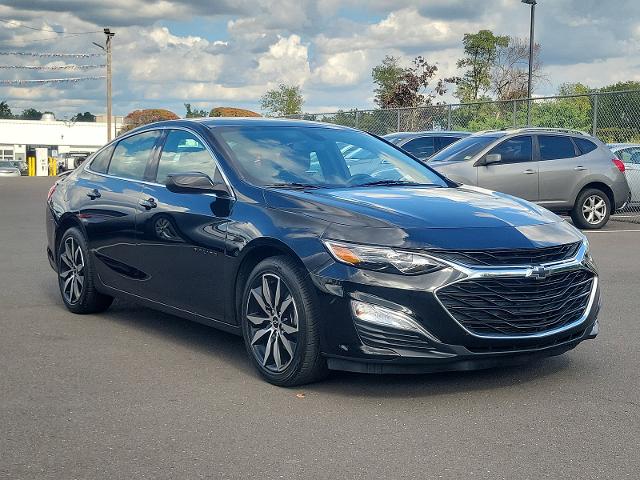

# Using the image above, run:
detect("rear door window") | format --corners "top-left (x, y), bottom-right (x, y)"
top-left (487, 135), bottom-right (533, 163)
top-left (108, 130), bottom-right (161, 180)
top-left (402, 137), bottom-right (435, 158)
top-left (538, 135), bottom-right (577, 160)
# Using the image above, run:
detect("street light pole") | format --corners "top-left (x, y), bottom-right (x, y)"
top-left (104, 28), bottom-right (115, 141)
top-left (522, 0), bottom-right (536, 126)
top-left (94, 28), bottom-right (115, 141)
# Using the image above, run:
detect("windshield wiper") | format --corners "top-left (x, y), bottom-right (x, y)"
top-left (355, 180), bottom-right (436, 187)
top-left (264, 182), bottom-right (323, 190)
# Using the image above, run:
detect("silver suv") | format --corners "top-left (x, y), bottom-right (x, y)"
top-left (428, 128), bottom-right (631, 229)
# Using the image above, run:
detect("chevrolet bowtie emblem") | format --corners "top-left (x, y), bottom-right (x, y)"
top-left (530, 265), bottom-right (548, 280)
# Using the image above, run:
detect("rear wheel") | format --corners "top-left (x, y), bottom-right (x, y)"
top-left (57, 227), bottom-right (113, 314)
top-left (241, 256), bottom-right (327, 386)
top-left (571, 188), bottom-right (611, 229)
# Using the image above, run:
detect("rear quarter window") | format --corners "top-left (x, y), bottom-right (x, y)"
top-left (89, 145), bottom-right (114, 173)
top-left (574, 137), bottom-right (598, 155)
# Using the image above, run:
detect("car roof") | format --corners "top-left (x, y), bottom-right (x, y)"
top-left (607, 143), bottom-right (640, 150)
top-left (383, 131), bottom-right (470, 139)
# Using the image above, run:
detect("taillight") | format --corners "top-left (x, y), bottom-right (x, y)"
top-left (613, 158), bottom-right (626, 172)
top-left (47, 183), bottom-right (57, 201)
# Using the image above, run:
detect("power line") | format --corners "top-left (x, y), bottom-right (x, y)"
top-left (0, 51), bottom-right (104, 58)
top-left (0, 64), bottom-right (105, 70)
top-left (0, 18), bottom-right (101, 35)
top-left (0, 76), bottom-right (106, 85)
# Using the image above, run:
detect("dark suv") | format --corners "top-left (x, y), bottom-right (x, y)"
top-left (428, 128), bottom-right (631, 229)
top-left (383, 131), bottom-right (470, 160)
top-left (46, 119), bottom-right (599, 386)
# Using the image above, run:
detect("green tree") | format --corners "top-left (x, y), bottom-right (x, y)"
top-left (456, 30), bottom-right (509, 102)
top-left (371, 55), bottom-right (452, 110)
top-left (72, 112), bottom-right (96, 122)
top-left (372, 55), bottom-right (406, 108)
top-left (20, 108), bottom-right (42, 120)
top-left (184, 103), bottom-right (208, 118)
top-left (0, 101), bottom-right (13, 119)
top-left (260, 84), bottom-right (304, 117)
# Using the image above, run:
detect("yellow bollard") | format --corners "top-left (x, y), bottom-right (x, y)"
top-left (28, 156), bottom-right (35, 176)
top-left (48, 157), bottom-right (57, 176)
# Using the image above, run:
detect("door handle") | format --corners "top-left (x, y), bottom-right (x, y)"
top-left (86, 188), bottom-right (101, 199)
top-left (139, 197), bottom-right (157, 210)
top-left (574, 166), bottom-right (587, 171)
top-left (522, 169), bottom-right (536, 175)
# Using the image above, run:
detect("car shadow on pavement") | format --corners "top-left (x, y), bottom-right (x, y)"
top-left (86, 297), bottom-right (578, 398)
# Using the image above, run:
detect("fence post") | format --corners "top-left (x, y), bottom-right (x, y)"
top-left (355, 109), bottom-right (360, 129)
top-left (447, 105), bottom-right (452, 130)
top-left (512, 100), bottom-right (517, 127)
top-left (592, 93), bottom-right (598, 136)
top-left (397, 109), bottom-right (401, 131)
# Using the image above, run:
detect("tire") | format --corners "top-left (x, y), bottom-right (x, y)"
top-left (240, 255), bottom-right (328, 387)
top-left (57, 227), bottom-right (113, 314)
top-left (571, 188), bottom-right (611, 230)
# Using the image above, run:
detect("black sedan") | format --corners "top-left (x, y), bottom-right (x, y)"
top-left (46, 118), bottom-right (599, 386)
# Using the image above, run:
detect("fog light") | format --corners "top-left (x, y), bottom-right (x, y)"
top-left (350, 300), bottom-right (438, 341)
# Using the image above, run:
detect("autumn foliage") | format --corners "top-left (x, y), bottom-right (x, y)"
top-left (121, 109), bottom-right (180, 132)
top-left (209, 107), bottom-right (260, 117)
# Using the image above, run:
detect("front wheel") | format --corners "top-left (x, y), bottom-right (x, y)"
top-left (571, 188), bottom-right (611, 229)
top-left (240, 256), bottom-right (327, 386)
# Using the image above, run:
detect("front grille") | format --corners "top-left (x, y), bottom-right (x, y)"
top-left (354, 319), bottom-right (434, 352)
top-left (434, 242), bottom-right (581, 267)
top-left (437, 269), bottom-right (595, 336)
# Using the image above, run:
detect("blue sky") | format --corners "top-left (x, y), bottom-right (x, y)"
top-left (0, 0), bottom-right (639, 118)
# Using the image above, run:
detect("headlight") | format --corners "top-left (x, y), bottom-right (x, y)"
top-left (323, 240), bottom-right (444, 275)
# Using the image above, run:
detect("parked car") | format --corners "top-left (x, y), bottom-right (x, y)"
top-left (46, 119), bottom-right (599, 386)
top-left (428, 128), bottom-right (631, 229)
top-left (0, 161), bottom-right (22, 177)
top-left (608, 143), bottom-right (640, 207)
top-left (383, 131), bottom-right (470, 160)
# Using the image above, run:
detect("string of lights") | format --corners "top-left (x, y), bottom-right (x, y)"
top-left (0, 51), bottom-right (104, 58)
top-left (0, 64), bottom-right (105, 70)
top-left (0, 76), bottom-right (106, 85)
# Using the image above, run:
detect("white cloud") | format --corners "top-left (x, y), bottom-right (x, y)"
top-left (256, 35), bottom-right (311, 86)
top-left (313, 50), bottom-right (369, 86)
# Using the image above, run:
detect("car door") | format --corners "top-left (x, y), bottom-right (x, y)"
top-left (401, 136), bottom-right (436, 160)
top-left (476, 135), bottom-right (538, 201)
top-left (73, 130), bottom-right (162, 293)
top-left (537, 134), bottom-right (585, 206)
top-left (136, 128), bottom-right (231, 322)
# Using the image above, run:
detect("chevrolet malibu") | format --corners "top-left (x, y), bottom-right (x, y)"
top-left (46, 118), bottom-right (600, 386)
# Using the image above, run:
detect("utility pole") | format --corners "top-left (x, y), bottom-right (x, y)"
top-left (94, 28), bottom-right (115, 141)
top-left (522, 0), bottom-right (536, 126)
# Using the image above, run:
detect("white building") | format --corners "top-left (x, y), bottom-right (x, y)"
top-left (0, 114), bottom-right (123, 165)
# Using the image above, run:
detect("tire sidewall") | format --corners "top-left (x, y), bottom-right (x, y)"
top-left (240, 259), bottom-right (312, 385)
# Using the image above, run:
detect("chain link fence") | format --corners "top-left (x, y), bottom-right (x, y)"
top-left (288, 90), bottom-right (640, 224)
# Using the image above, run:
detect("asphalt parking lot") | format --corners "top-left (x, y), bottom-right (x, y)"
top-left (1, 177), bottom-right (639, 479)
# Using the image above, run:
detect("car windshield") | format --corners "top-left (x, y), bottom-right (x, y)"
top-left (429, 135), bottom-right (500, 162)
top-left (0, 161), bottom-right (15, 168)
top-left (212, 126), bottom-right (448, 188)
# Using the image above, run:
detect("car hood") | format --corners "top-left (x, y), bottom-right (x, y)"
top-left (264, 185), bottom-right (583, 250)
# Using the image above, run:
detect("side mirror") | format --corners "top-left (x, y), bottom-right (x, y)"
top-left (166, 172), bottom-right (231, 197)
top-left (484, 153), bottom-right (502, 165)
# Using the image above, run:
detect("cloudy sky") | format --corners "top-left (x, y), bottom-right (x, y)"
top-left (0, 0), bottom-right (638, 118)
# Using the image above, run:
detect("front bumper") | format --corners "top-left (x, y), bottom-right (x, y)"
top-left (311, 241), bottom-right (600, 374)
